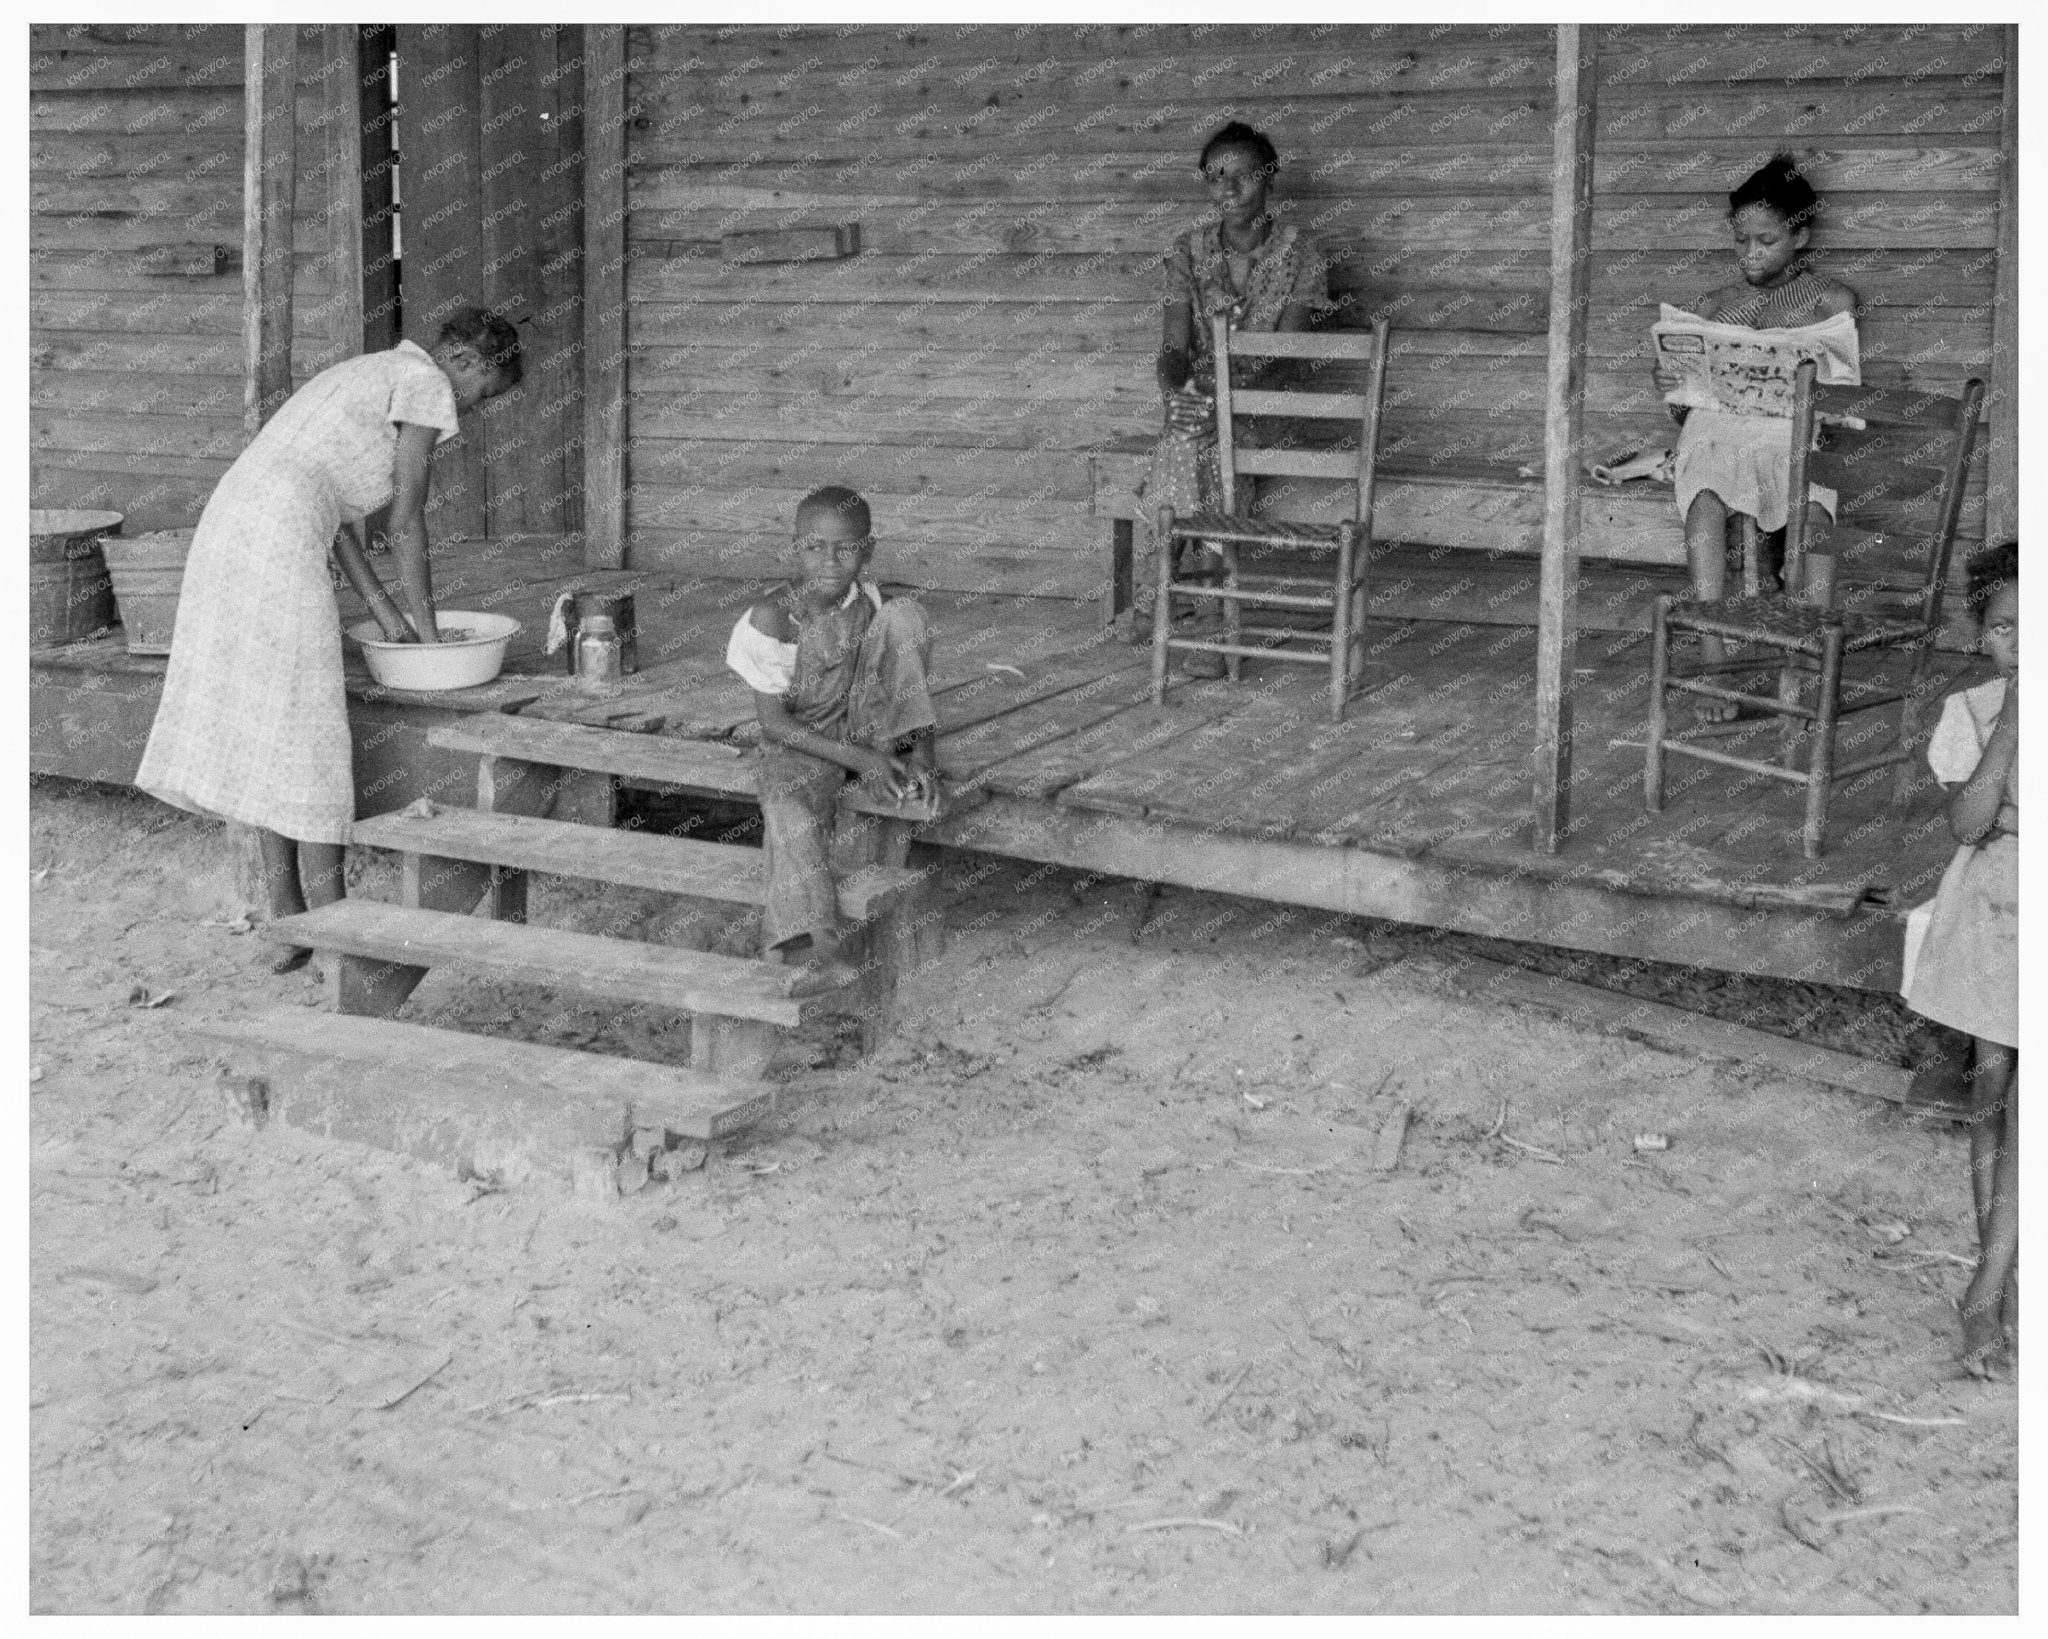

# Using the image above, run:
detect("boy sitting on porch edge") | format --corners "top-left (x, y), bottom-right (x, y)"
top-left (725, 486), bottom-right (941, 996)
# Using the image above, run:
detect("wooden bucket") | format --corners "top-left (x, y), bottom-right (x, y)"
top-left (28, 508), bottom-right (121, 649)
top-left (102, 529), bottom-right (196, 656)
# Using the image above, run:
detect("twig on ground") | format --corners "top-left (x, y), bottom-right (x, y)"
top-left (1776, 1436), bottom-right (1858, 1504)
top-left (531, 1392), bottom-right (630, 1410)
top-left (1126, 1516), bottom-right (1242, 1537)
top-left (566, 1484), bottom-right (638, 1506)
top-left (1230, 1160), bottom-right (1329, 1177)
top-left (1025, 962), bottom-right (1089, 1011)
top-left (1821, 1503), bottom-right (1934, 1525)
top-left (838, 1513), bottom-right (903, 1539)
top-left (1855, 1411), bottom-right (1967, 1428)
top-left (823, 1448), bottom-right (943, 1489)
top-left (1498, 1134), bottom-right (1565, 1164)
top-left (1483, 1098), bottom-right (1508, 1141)
top-left (1779, 1493), bottom-right (1827, 1553)
top-left (1202, 1363), bottom-right (1254, 1424)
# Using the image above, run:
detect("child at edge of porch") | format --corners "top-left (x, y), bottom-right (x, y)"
top-left (725, 485), bottom-right (942, 997)
top-left (1900, 540), bottom-right (2019, 1378)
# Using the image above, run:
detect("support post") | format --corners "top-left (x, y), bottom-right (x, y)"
top-left (231, 23), bottom-right (301, 912)
top-left (1531, 24), bottom-right (1598, 854)
top-left (1985, 23), bottom-right (2018, 544)
top-left (582, 24), bottom-right (628, 570)
top-left (243, 23), bottom-right (299, 434)
top-left (321, 25), bottom-right (364, 364)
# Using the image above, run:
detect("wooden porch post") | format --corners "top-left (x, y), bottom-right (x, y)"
top-left (1531, 24), bottom-right (1598, 854)
top-left (232, 23), bottom-right (302, 914)
top-left (321, 25), bottom-right (365, 363)
top-left (1985, 23), bottom-right (2018, 544)
top-left (582, 24), bottom-right (628, 570)
top-left (243, 23), bottom-right (299, 433)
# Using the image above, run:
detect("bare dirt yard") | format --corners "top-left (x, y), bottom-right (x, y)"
top-left (28, 775), bottom-right (2017, 1614)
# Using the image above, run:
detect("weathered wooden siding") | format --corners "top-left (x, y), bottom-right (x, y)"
top-left (30, 24), bottom-right (382, 530)
top-left (622, 22), bottom-right (2007, 595)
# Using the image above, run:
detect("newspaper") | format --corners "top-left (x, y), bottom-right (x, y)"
top-left (1652, 305), bottom-right (1859, 419)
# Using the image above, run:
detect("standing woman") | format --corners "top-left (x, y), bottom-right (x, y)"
top-left (1133, 120), bottom-right (1330, 642)
top-left (136, 307), bottom-right (521, 970)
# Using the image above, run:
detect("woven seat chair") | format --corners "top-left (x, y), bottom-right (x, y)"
top-left (1644, 360), bottom-right (1986, 858)
top-left (1151, 315), bottom-right (1390, 724)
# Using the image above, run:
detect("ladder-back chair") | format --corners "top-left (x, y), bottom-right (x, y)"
top-left (1644, 360), bottom-right (1986, 857)
top-left (1150, 315), bottom-right (1390, 724)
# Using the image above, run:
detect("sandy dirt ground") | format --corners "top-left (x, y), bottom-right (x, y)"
top-left (28, 776), bottom-right (2017, 1614)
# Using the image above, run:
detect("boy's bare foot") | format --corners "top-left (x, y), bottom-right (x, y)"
top-left (270, 946), bottom-right (314, 975)
top-left (783, 957), bottom-right (860, 998)
top-left (1692, 697), bottom-right (1741, 727)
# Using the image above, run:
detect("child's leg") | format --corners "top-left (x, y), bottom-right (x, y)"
top-left (758, 747), bottom-right (856, 992)
top-left (1968, 1039), bottom-right (2016, 1238)
top-left (1961, 1039), bottom-right (2018, 1372)
top-left (1683, 490), bottom-right (1740, 722)
top-left (1794, 499), bottom-right (1835, 605)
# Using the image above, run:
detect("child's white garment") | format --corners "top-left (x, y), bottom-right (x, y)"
top-left (1901, 677), bottom-right (2017, 1047)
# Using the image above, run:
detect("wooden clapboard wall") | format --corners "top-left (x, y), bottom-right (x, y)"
top-left (29, 23), bottom-right (394, 531)
top-left (1591, 24), bottom-right (2007, 559)
top-left (623, 22), bottom-right (2009, 596)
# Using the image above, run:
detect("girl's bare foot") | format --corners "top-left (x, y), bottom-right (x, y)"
top-left (1960, 1293), bottom-right (2013, 1379)
top-left (1693, 697), bottom-right (1740, 727)
top-left (270, 946), bottom-right (314, 975)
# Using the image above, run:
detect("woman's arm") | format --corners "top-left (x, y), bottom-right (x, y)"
top-left (1157, 295), bottom-right (1193, 395)
top-left (1946, 686), bottom-right (2018, 844)
top-left (331, 521), bottom-right (414, 642)
top-left (386, 421), bottom-right (443, 643)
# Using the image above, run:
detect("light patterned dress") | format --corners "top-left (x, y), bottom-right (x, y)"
top-left (136, 342), bottom-right (459, 844)
top-left (1672, 267), bottom-right (1855, 536)
top-left (1140, 220), bottom-right (1331, 525)
top-left (1901, 678), bottom-right (2018, 1047)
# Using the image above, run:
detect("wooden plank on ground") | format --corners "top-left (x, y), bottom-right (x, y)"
top-left (260, 898), bottom-right (815, 1025)
top-left (188, 1009), bottom-right (768, 1180)
top-left (1432, 956), bottom-right (1915, 1101)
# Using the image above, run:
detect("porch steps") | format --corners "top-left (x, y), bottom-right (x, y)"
top-left (261, 898), bottom-right (829, 1027)
top-left (191, 1009), bottom-right (771, 1192)
top-left (222, 708), bottom-right (944, 1194)
top-left (432, 711), bottom-right (761, 798)
top-left (351, 805), bottom-right (920, 923)
top-left (425, 710), bottom-right (934, 819)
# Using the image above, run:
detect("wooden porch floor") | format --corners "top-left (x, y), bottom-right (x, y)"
top-left (32, 536), bottom-right (1979, 991)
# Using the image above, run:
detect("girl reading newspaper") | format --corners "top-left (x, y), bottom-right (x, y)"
top-left (1649, 155), bottom-right (1859, 722)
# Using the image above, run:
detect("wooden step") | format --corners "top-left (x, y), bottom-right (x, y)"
top-left (189, 1009), bottom-right (769, 1186)
top-left (428, 711), bottom-right (946, 819)
top-left (431, 711), bottom-right (760, 797)
top-left (261, 898), bottom-right (828, 1026)
top-left (351, 805), bottom-right (921, 923)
